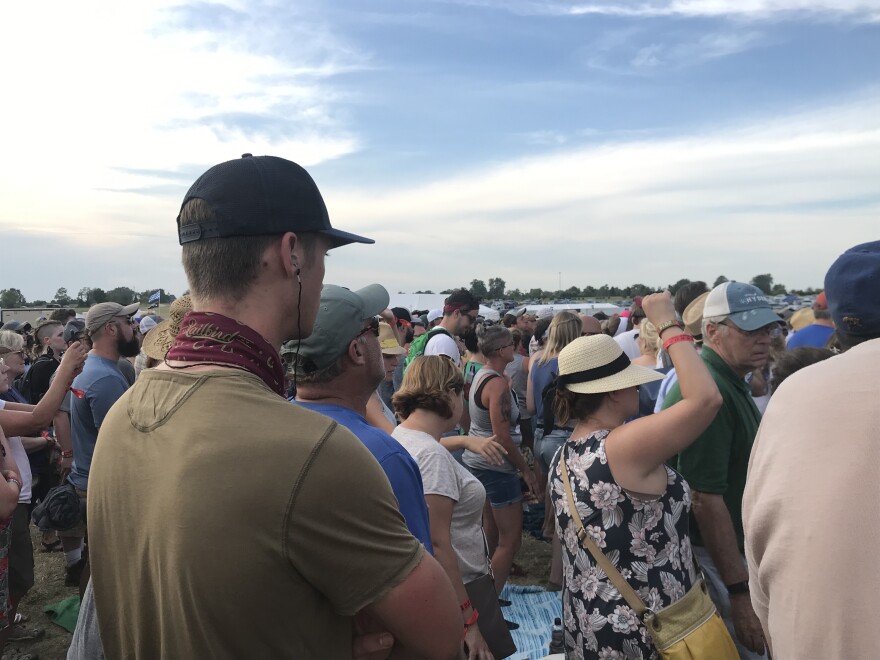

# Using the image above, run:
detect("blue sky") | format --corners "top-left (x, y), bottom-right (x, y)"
top-left (1, 0), bottom-right (879, 302)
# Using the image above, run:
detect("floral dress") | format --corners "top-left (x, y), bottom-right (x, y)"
top-left (549, 430), bottom-right (697, 659)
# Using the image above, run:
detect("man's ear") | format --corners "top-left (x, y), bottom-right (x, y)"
top-left (348, 339), bottom-right (366, 365)
top-left (278, 232), bottom-right (301, 278)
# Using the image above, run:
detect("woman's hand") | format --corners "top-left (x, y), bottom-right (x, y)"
top-left (641, 291), bottom-right (677, 328)
top-left (522, 466), bottom-right (539, 497)
top-left (58, 341), bottom-right (87, 381)
top-left (464, 435), bottom-right (507, 465)
top-left (464, 624), bottom-right (495, 660)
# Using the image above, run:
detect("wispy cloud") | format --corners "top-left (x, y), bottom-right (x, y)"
top-left (432, 0), bottom-right (880, 22)
top-left (324, 92), bottom-right (880, 291)
top-left (0, 0), bottom-right (364, 236)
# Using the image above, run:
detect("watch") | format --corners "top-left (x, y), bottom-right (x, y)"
top-left (726, 580), bottom-right (750, 595)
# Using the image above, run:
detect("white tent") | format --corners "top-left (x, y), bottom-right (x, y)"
top-left (387, 294), bottom-right (500, 321)
top-left (513, 303), bottom-right (623, 317)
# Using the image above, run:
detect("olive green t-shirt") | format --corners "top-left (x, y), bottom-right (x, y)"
top-left (662, 346), bottom-right (760, 550)
top-left (88, 369), bottom-right (424, 659)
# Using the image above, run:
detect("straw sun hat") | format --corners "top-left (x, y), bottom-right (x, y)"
top-left (142, 295), bottom-right (193, 361)
top-left (557, 334), bottom-right (664, 395)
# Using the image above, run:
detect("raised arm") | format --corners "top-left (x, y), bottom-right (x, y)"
top-left (0, 342), bottom-right (86, 436)
top-left (605, 292), bottom-right (722, 488)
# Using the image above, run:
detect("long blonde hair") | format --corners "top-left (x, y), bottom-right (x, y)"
top-left (537, 311), bottom-right (582, 365)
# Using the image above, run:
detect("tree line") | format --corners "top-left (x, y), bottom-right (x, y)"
top-left (416, 273), bottom-right (819, 302)
top-left (0, 287), bottom-right (176, 309)
top-left (2, 273), bottom-right (819, 310)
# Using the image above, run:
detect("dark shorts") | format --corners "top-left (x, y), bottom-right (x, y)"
top-left (8, 504), bottom-right (34, 597)
top-left (469, 468), bottom-right (522, 508)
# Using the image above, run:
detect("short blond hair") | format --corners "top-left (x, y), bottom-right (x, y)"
top-left (393, 355), bottom-right (464, 421)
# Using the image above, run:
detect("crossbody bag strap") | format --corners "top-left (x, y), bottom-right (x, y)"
top-left (559, 447), bottom-right (648, 616)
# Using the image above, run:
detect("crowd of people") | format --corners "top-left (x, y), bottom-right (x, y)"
top-left (0, 153), bottom-right (876, 660)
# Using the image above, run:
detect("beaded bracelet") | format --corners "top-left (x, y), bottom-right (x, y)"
top-left (663, 333), bottom-right (695, 352)
top-left (459, 598), bottom-right (472, 612)
top-left (656, 319), bottom-right (684, 337)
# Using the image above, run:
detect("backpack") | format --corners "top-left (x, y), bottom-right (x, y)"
top-left (541, 373), bottom-right (559, 432)
top-left (15, 354), bottom-right (58, 405)
top-left (403, 327), bottom-right (453, 372)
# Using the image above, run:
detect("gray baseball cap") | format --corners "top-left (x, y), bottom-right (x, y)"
top-left (291, 284), bottom-right (389, 375)
top-left (85, 302), bottom-right (140, 334)
top-left (703, 282), bottom-right (781, 331)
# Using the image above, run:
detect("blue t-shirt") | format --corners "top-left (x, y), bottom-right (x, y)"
top-left (69, 355), bottom-right (130, 491)
top-left (529, 357), bottom-right (558, 423)
top-left (293, 401), bottom-right (434, 554)
top-left (787, 324), bottom-right (834, 349)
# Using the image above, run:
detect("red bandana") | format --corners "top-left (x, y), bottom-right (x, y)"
top-left (165, 312), bottom-right (286, 396)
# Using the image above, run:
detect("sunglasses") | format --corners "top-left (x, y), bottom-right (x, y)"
top-left (355, 317), bottom-right (380, 339)
top-left (720, 321), bottom-right (782, 339)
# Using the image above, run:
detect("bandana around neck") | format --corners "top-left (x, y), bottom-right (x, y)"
top-left (165, 311), bottom-right (286, 396)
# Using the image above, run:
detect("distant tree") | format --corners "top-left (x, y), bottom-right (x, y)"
top-left (507, 288), bottom-right (523, 300)
top-left (106, 286), bottom-right (138, 305)
top-left (0, 288), bottom-right (26, 308)
top-left (31, 300), bottom-right (47, 307)
top-left (564, 286), bottom-right (581, 298)
top-left (770, 283), bottom-right (787, 296)
top-left (527, 288), bottom-right (545, 300)
top-left (668, 278), bottom-right (692, 295)
top-left (440, 289), bottom-right (454, 295)
top-left (713, 275), bottom-right (729, 288)
top-left (53, 287), bottom-right (73, 306)
top-left (627, 283), bottom-right (653, 297)
top-left (469, 279), bottom-right (488, 299)
top-left (582, 285), bottom-right (597, 298)
top-left (750, 274), bottom-right (774, 295)
top-left (414, 290), bottom-right (434, 294)
top-left (77, 287), bottom-right (91, 306)
top-left (89, 288), bottom-right (107, 304)
top-left (487, 278), bottom-right (506, 299)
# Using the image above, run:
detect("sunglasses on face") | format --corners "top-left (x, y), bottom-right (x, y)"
top-left (355, 316), bottom-right (380, 339)
top-left (720, 322), bottom-right (782, 339)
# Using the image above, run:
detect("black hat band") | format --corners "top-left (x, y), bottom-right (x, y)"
top-left (557, 352), bottom-right (631, 386)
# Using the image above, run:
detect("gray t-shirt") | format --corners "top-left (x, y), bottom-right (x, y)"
top-left (393, 426), bottom-right (488, 583)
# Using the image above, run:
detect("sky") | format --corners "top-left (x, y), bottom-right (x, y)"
top-left (1, 0), bottom-right (879, 302)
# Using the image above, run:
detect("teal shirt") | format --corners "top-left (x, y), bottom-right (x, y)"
top-left (662, 346), bottom-right (760, 550)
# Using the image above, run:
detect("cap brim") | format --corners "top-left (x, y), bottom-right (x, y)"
top-left (356, 283), bottom-right (390, 317)
top-left (565, 364), bottom-right (665, 395)
top-left (121, 302), bottom-right (141, 317)
top-left (320, 227), bottom-right (374, 249)
top-left (726, 307), bottom-right (782, 332)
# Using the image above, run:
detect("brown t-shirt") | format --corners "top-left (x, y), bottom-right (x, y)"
top-left (88, 369), bottom-right (423, 659)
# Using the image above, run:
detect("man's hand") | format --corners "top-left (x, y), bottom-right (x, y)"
top-left (352, 631), bottom-right (395, 660)
top-left (730, 592), bottom-right (766, 656)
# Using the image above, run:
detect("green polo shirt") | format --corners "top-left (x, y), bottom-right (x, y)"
top-left (662, 346), bottom-right (761, 551)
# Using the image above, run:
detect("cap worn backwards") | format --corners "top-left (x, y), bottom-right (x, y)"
top-left (177, 154), bottom-right (374, 248)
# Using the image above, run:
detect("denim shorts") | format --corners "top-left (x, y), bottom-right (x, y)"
top-left (535, 427), bottom-right (572, 474)
top-left (469, 468), bottom-right (522, 508)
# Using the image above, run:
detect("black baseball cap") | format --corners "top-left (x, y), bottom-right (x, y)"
top-left (177, 154), bottom-right (374, 247)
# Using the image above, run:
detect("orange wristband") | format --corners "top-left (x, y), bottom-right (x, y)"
top-left (663, 333), bottom-right (695, 352)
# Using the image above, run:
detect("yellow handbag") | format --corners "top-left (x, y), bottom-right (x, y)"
top-left (560, 452), bottom-right (738, 659)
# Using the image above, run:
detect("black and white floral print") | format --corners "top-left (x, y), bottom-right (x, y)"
top-left (550, 429), bottom-right (698, 659)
